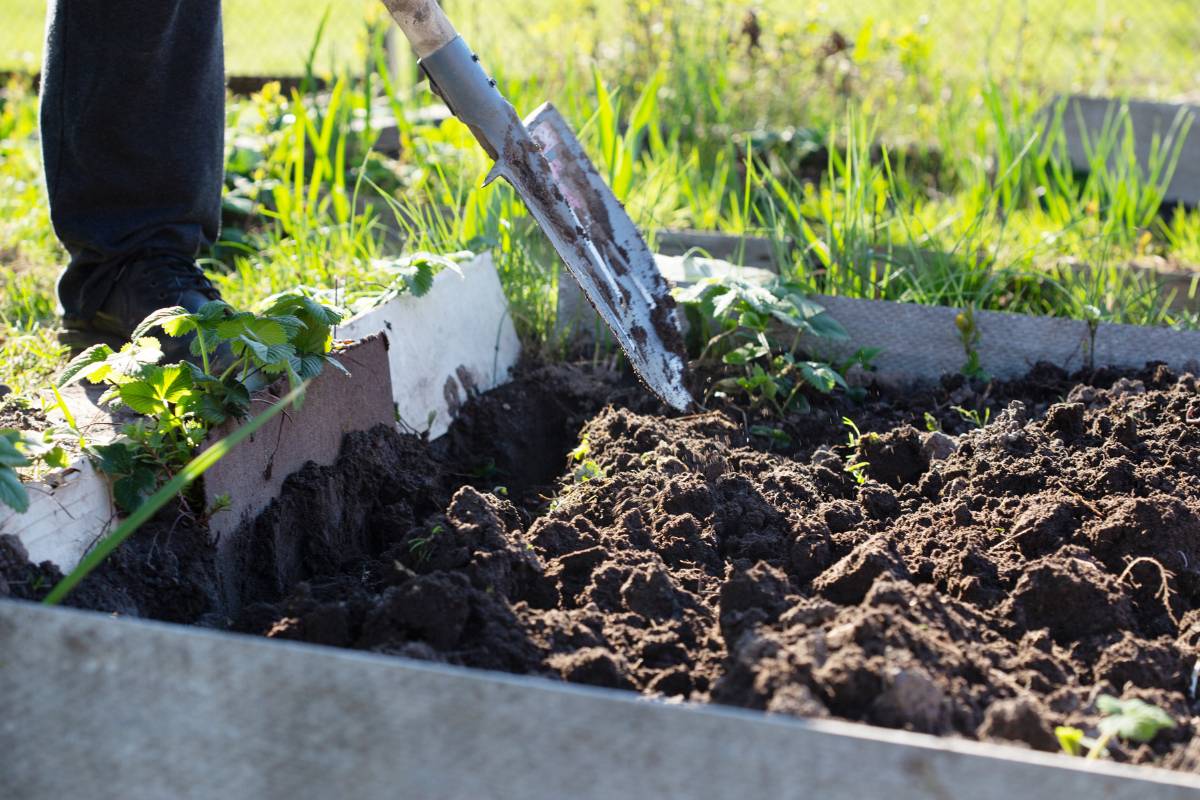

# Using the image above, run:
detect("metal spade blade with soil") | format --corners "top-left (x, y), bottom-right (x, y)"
top-left (382, 0), bottom-right (693, 412)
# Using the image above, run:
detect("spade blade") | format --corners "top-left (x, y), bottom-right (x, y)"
top-left (418, 37), bottom-right (694, 412)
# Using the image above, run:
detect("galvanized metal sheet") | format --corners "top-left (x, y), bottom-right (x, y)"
top-left (2, 601), bottom-right (1197, 800)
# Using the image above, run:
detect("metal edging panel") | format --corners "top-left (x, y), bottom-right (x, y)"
top-left (2, 600), bottom-right (1198, 800)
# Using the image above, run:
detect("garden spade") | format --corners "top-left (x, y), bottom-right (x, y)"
top-left (381, 0), bottom-right (695, 412)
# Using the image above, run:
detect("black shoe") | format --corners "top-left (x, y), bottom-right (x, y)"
top-left (59, 253), bottom-right (223, 366)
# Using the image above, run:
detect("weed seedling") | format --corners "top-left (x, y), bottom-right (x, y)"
top-left (952, 405), bottom-right (991, 429)
top-left (842, 417), bottom-right (874, 485)
top-left (408, 523), bottom-right (446, 564)
top-left (954, 306), bottom-right (989, 382)
top-left (1055, 694), bottom-right (1175, 760)
top-left (570, 434), bottom-right (606, 483)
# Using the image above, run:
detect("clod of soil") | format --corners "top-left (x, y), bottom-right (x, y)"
top-left (8, 360), bottom-right (1200, 771)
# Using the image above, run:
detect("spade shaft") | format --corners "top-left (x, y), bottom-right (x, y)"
top-left (380, 0), bottom-right (694, 411)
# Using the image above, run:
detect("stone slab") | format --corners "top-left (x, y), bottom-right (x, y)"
top-left (654, 229), bottom-right (781, 269)
top-left (2, 600), bottom-right (1197, 800)
top-left (1059, 95), bottom-right (1200, 208)
top-left (338, 253), bottom-right (521, 438)
top-left (639, 253), bottom-right (1200, 386)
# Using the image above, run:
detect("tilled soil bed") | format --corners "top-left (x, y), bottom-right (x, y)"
top-left (5, 360), bottom-right (1200, 771)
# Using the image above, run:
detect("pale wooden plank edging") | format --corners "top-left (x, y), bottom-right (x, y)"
top-left (1, 600), bottom-right (1197, 800)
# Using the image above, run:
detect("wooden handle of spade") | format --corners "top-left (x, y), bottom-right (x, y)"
top-left (380, 0), bottom-right (460, 58)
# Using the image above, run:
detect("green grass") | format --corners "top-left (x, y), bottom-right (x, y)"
top-left (5, 0), bottom-right (1200, 410)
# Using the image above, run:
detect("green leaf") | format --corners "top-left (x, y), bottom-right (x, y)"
top-left (42, 446), bottom-right (70, 470)
top-left (56, 344), bottom-right (115, 388)
top-left (804, 311), bottom-right (851, 340)
top-left (1055, 726), bottom-right (1085, 757)
top-left (799, 362), bottom-right (848, 394)
top-left (723, 342), bottom-right (768, 366)
top-left (672, 280), bottom-right (718, 305)
top-left (0, 467), bottom-right (29, 513)
top-left (1096, 695), bottom-right (1175, 743)
top-left (131, 306), bottom-right (193, 340)
top-left (245, 317), bottom-right (289, 346)
top-left (119, 382), bottom-right (165, 416)
top-left (113, 467), bottom-right (158, 514)
top-left (195, 300), bottom-right (233, 323)
top-left (710, 287), bottom-right (741, 319)
top-left (750, 425), bottom-right (792, 446)
top-left (0, 431), bottom-right (29, 468)
top-left (92, 442), bottom-right (136, 477)
top-left (107, 338), bottom-right (164, 378)
top-left (291, 353), bottom-right (328, 380)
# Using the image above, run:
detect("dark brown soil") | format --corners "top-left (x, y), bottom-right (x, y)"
top-left (7, 359), bottom-right (1200, 770)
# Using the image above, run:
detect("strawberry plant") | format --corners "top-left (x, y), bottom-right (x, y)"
top-left (676, 275), bottom-right (859, 414)
top-left (55, 293), bottom-right (343, 512)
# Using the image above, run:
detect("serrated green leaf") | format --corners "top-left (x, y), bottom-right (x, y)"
top-left (245, 317), bottom-right (288, 345)
top-left (92, 442), bottom-right (135, 476)
top-left (107, 338), bottom-right (164, 377)
top-left (154, 365), bottom-right (194, 405)
top-left (119, 382), bottom-right (167, 415)
top-left (324, 355), bottom-right (349, 376)
top-left (194, 394), bottom-right (233, 425)
top-left (131, 306), bottom-right (192, 340)
top-left (196, 300), bottom-right (233, 323)
top-left (291, 353), bottom-right (328, 380)
top-left (804, 311), bottom-right (850, 340)
top-left (113, 467), bottom-right (157, 514)
top-left (56, 344), bottom-right (115, 388)
top-left (0, 467), bottom-right (29, 513)
top-left (214, 312), bottom-right (255, 340)
top-left (43, 446), bottom-right (70, 470)
top-left (672, 280), bottom-right (717, 305)
top-left (710, 287), bottom-right (740, 319)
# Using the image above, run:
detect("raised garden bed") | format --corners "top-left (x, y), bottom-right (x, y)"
top-left (5, 257), bottom-right (1200, 795)
top-left (5, 351), bottom-right (1200, 792)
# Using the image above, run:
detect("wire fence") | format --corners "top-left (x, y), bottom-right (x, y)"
top-left (1, 1), bottom-right (379, 76)
top-left (2, 1), bottom-right (1198, 102)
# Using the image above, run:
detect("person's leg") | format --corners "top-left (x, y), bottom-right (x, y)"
top-left (42, 0), bottom-right (225, 334)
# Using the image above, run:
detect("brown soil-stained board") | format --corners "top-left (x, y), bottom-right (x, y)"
top-left (6, 360), bottom-right (1200, 771)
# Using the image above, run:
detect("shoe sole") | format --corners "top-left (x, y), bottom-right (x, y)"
top-left (57, 327), bottom-right (127, 357)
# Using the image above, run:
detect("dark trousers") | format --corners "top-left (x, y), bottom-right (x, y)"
top-left (42, 0), bottom-right (225, 315)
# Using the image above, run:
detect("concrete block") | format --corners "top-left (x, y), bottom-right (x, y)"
top-left (1059, 95), bottom-right (1200, 208)
top-left (338, 253), bottom-right (521, 438)
top-left (2, 600), bottom-right (1197, 800)
top-left (654, 229), bottom-right (781, 269)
